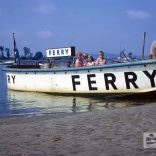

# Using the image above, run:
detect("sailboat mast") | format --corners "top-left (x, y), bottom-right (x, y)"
top-left (12, 32), bottom-right (19, 63)
top-left (141, 32), bottom-right (146, 60)
top-left (13, 33), bottom-right (15, 60)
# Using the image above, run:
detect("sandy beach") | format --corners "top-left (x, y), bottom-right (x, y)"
top-left (0, 103), bottom-right (156, 156)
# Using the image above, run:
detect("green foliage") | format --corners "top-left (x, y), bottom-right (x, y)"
top-left (23, 47), bottom-right (31, 58)
top-left (0, 46), bottom-right (4, 58)
top-left (34, 51), bottom-right (43, 60)
top-left (5, 48), bottom-right (10, 58)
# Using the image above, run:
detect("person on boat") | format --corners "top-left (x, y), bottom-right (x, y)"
top-left (149, 41), bottom-right (156, 59)
top-left (75, 52), bottom-right (84, 67)
top-left (86, 55), bottom-right (95, 66)
top-left (95, 51), bottom-right (106, 65)
top-left (82, 52), bottom-right (89, 66)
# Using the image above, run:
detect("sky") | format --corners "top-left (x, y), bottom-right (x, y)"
top-left (0, 0), bottom-right (155, 57)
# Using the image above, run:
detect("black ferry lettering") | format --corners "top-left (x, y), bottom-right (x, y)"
top-left (65, 49), bottom-right (68, 54)
top-left (7, 75), bottom-right (10, 83)
top-left (61, 49), bottom-right (64, 55)
top-left (72, 75), bottom-right (80, 91)
top-left (49, 50), bottom-right (52, 56)
top-left (104, 73), bottom-right (118, 90)
top-left (57, 50), bottom-right (60, 55)
top-left (143, 70), bottom-right (156, 87)
top-left (87, 74), bottom-right (97, 90)
top-left (124, 72), bottom-right (138, 89)
top-left (53, 50), bottom-right (55, 55)
top-left (11, 75), bottom-right (16, 84)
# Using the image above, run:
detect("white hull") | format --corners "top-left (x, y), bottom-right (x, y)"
top-left (3, 60), bottom-right (156, 95)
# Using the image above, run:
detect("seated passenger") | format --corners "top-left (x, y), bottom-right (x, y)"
top-left (95, 51), bottom-right (106, 65)
top-left (82, 52), bottom-right (89, 66)
top-left (86, 56), bottom-right (95, 66)
top-left (75, 52), bottom-right (84, 67)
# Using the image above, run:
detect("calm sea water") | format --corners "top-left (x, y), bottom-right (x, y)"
top-left (0, 64), bottom-right (155, 117)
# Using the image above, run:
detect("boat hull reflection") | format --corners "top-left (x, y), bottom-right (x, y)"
top-left (7, 90), bottom-right (148, 116)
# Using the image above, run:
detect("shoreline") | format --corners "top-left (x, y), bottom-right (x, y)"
top-left (0, 104), bottom-right (156, 155)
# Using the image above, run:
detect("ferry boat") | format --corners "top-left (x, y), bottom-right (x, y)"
top-left (2, 46), bottom-right (156, 96)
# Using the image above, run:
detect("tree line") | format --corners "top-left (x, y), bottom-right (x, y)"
top-left (0, 46), bottom-right (44, 60)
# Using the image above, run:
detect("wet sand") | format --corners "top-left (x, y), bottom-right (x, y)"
top-left (0, 103), bottom-right (156, 156)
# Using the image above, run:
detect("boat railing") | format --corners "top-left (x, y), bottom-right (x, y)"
top-left (8, 58), bottom-right (74, 69)
top-left (7, 64), bottom-right (40, 69)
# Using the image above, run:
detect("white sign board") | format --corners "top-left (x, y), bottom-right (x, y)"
top-left (46, 47), bottom-right (75, 57)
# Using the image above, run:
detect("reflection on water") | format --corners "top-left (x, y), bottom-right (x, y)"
top-left (5, 90), bottom-right (150, 116)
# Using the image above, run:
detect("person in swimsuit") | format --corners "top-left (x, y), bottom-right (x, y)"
top-left (86, 55), bottom-right (95, 66)
top-left (95, 51), bottom-right (106, 65)
top-left (75, 52), bottom-right (84, 67)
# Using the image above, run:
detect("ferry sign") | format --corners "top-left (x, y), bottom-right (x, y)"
top-left (46, 47), bottom-right (75, 57)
